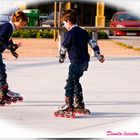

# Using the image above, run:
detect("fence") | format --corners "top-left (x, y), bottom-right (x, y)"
top-left (23, 26), bottom-right (140, 47)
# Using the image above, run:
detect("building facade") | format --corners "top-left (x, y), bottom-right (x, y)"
top-left (26, 1), bottom-right (124, 27)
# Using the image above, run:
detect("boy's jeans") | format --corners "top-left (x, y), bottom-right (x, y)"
top-left (65, 62), bottom-right (89, 103)
top-left (0, 53), bottom-right (7, 89)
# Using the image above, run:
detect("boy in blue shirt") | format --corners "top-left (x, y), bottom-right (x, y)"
top-left (54, 9), bottom-right (105, 118)
top-left (0, 10), bottom-right (28, 106)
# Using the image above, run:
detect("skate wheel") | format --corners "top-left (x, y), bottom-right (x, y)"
top-left (12, 99), bottom-right (17, 103)
top-left (6, 100), bottom-right (12, 105)
top-left (78, 111), bottom-right (82, 114)
top-left (66, 113), bottom-right (70, 118)
top-left (18, 97), bottom-right (23, 102)
top-left (74, 110), bottom-right (82, 114)
top-left (84, 109), bottom-right (91, 115)
top-left (64, 112), bottom-right (69, 118)
top-left (60, 114), bottom-right (64, 117)
top-left (59, 112), bottom-right (65, 117)
top-left (71, 113), bottom-right (76, 118)
top-left (54, 112), bottom-right (59, 117)
top-left (0, 102), bottom-right (6, 106)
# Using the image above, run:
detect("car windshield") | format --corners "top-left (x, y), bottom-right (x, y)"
top-left (118, 13), bottom-right (140, 21)
top-left (0, 14), bottom-right (9, 25)
top-left (47, 12), bottom-right (59, 20)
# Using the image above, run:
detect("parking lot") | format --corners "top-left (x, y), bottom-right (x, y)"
top-left (110, 36), bottom-right (140, 49)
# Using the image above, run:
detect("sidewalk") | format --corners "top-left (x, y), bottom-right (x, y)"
top-left (3, 38), bottom-right (140, 59)
top-left (1, 38), bottom-right (140, 138)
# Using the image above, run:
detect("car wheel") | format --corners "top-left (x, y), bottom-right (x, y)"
top-left (109, 30), bottom-right (114, 36)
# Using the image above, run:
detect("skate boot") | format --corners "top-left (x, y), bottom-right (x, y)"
top-left (74, 94), bottom-right (90, 115)
top-left (0, 89), bottom-right (6, 106)
top-left (6, 90), bottom-right (23, 103)
top-left (54, 97), bottom-right (75, 118)
top-left (0, 84), bottom-right (23, 106)
top-left (0, 84), bottom-right (10, 106)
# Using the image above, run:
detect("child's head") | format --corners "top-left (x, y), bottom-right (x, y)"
top-left (11, 10), bottom-right (28, 29)
top-left (62, 9), bottom-right (78, 30)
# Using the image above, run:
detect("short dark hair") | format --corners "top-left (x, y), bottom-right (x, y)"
top-left (61, 9), bottom-right (78, 24)
top-left (12, 10), bottom-right (28, 24)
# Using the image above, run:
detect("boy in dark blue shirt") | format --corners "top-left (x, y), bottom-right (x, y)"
top-left (0, 10), bottom-right (28, 106)
top-left (54, 9), bottom-right (105, 118)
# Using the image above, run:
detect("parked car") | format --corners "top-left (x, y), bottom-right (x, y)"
top-left (40, 12), bottom-right (58, 27)
top-left (39, 15), bottom-right (48, 25)
top-left (40, 12), bottom-right (63, 27)
top-left (0, 8), bottom-right (19, 25)
top-left (0, 14), bottom-right (9, 25)
top-left (109, 12), bottom-right (140, 36)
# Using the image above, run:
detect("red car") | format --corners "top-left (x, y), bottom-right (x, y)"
top-left (109, 12), bottom-right (140, 36)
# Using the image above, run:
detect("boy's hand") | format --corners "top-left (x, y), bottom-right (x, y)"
top-left (59, 56), bottom-right (65, 63)
top-left (8, 43), bottom-right (21, 59)
top-left (98, 55), bottom-right (105, 63)
top-left (59, 58), bottom-right (64, 63)
top-left (11, 51), bottom-right (18, 59)
top-left (59, 54), bottom-right (66, 63)
top-left (16, 42), bottom-right (22, 48)
top-left (8, 43), bottom-right (20, 52)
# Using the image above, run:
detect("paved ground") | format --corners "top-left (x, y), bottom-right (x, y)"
top-left (109, 36), bottom-right (140, 49)
top-left (3, 38), bottom-right (140, 59)
top-left (0, 38), bottom-right (140, 138)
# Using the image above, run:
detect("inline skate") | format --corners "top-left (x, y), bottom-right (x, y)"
top-left (73, 79), bottom-right (91, 115)
top-left (74, 95), bottom-right (90, 115)
top-left (54, 97), bottom-right (75, 118)
top-left (0, 84), bottom-right (23, 106)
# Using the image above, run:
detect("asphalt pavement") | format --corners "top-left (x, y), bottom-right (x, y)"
top-left (0, 56), bottom-right (140, 138)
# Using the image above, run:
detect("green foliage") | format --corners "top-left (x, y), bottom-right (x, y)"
top-left (41, 30), bottom-right (54, 38)
top-left (12, 30), bottom-right (21, 37)
top-left (98, 31), bottom-right (109, 39)
top-left (87, 30), bottom-right (109, 39)
top-left (12, 29), bottom-right (108, 39)
top-left (12, 29), bottom-right (54, 38)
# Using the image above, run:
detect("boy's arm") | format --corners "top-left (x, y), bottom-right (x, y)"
top-left (88, 38), bottom-right (105, 63)
top-left (0, 23), bottom-right (13, 53)
top-left (59, 45), bottom-right (67, 63)
top-left (7, 39), bottom-right (20, 58)
top-left (0, 39), bottom-right (14, 53)
top-left (59, 32), bottom-right (71, 63)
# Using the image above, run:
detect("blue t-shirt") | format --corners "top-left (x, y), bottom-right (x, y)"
top-left (0, 22), bottom-right (13, 53)
top-left (62, 26), bottom-right (92, 63)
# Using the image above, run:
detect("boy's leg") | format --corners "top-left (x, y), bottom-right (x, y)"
top-left (64, 62), bottom-right (88, 107)
top-left (54, 62), bottom-right (89, 117)
top-left (73, 62), bottom-right (88, 106)
top-left (54, 95), bottom-right (75, 118)
top-left (72, 62), bottom-right (90, 114)
top-left (64, 63), bottom-right (79, 108)
top-left (0, 54), bottom-right (22, 105)
top-left (74, 80), bottom-right (85, 109)
top-left (54, 79), bottom-right (75, 118)
top-left (0, 54), bottom-right (7, 99)
top-left (54, 63), bottom-right (77, 118)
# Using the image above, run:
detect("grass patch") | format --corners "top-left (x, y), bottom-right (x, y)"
top-left (112, 40), bottom-right (140, 51)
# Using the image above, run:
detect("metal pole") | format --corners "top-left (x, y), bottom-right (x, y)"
top-left (58, 2), bottom-right (62, 27)
top-left (58, 29), bottom-right (65, 51)
top-left (92, 30), bottom-right (98, 57)
top-left (66, 2), bottom-right (71, 9)
top-left (95, 1), bottom-right (105, 27)
top-left (58, 2), bottom-right (62, 51)
top-left (92, 30), bottom-right (98, 44)
top-left (54, 2), bottom-right (57, 41)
